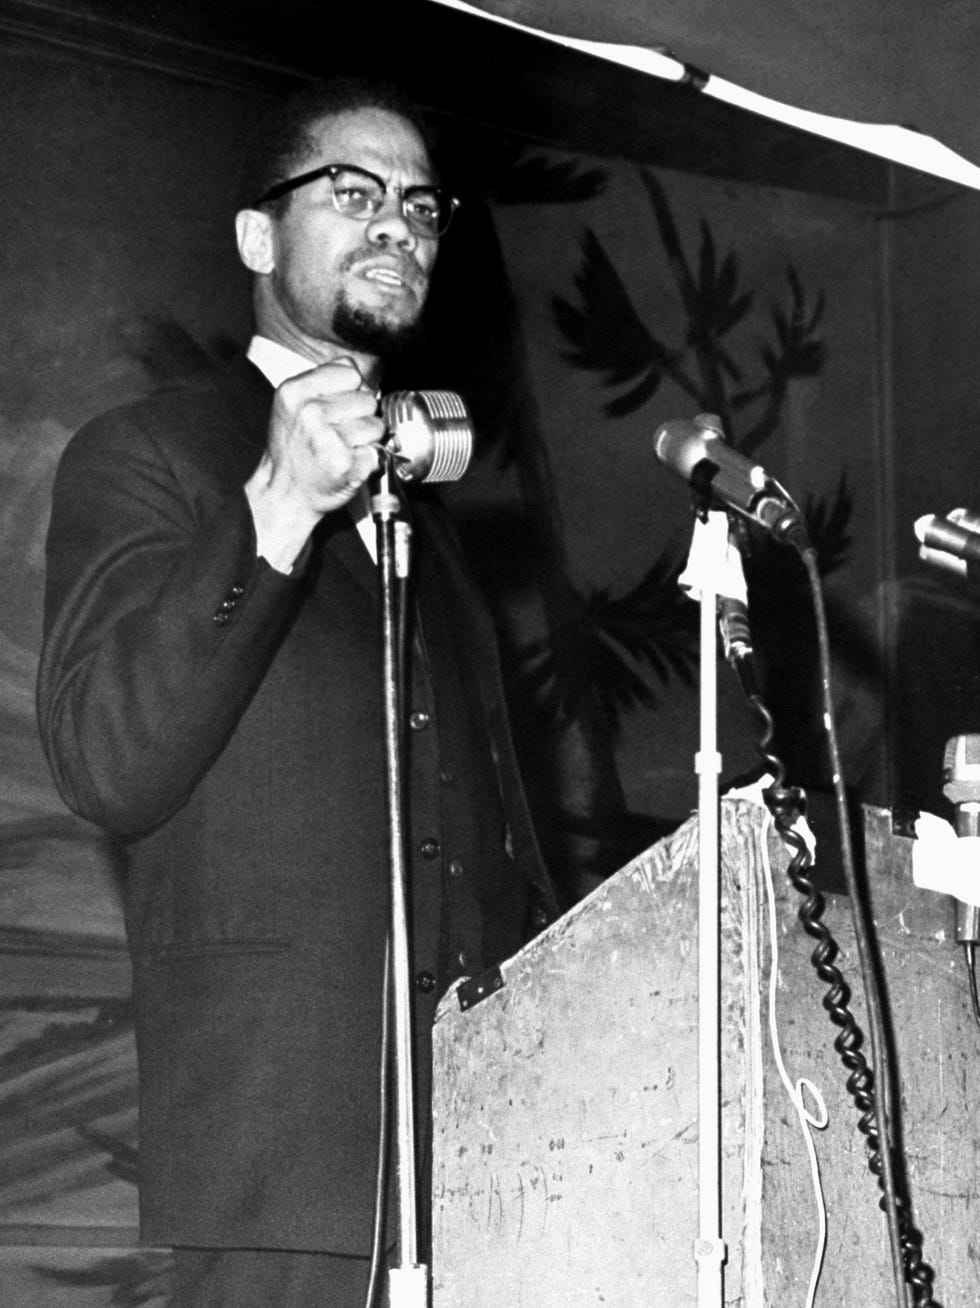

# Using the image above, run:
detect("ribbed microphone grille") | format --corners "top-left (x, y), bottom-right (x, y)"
top-left (420, 391), bottom-right (472, 482)
top-left (429, 429), bottom-right (471, 482)
top-left (421, 390), bottom-right (468, 422)
top-left (380, 389), bottom-right (474, 483)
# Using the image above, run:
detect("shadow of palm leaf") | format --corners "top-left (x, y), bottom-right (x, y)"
top-left (553, 168), bottom-right (826, 449)
top-left (553, 230), bottom-right (692, 416)
top-left (35, 1248), bottom-right (173, 1307)
top-left (739, 473), bottom-right (888, 796)
top-left (735, 267), bottom-right (826, 456)
top-left (641, 171), bottom-right (754, 400)
top-left (744, 470), bottom-right (854, 618)
top-left (1, 991), bottom-right (137, 1203)
top-left (437, 128), bottom-right (609, 208)
top-left (547, 165), bottom-right (836, 744)
top-left (519, 551), bottom-right (698, 734)
top-left (1, 838), bottom-right (137, 1212)
top-left (118, 314), bottom-right (239, 391)
top-left (489, 147), bottom-right (608, 206)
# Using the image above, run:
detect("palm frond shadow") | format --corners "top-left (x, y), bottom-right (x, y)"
top-left (34, 1249), bottom-right (173, 1308)
top-left (553, 168), bottom-right (827, 448)
top-left (518, 551), bottom-right (699, 734)
top-left (1, 993), bottom-right (137, 1203)
top-left (546, 164), bottom-right (846, 783)
top-left (437, 126), bottom-right (609, 208)
top-left (117, 314), bottom-right (239, 392)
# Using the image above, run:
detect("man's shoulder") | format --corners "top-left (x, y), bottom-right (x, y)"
top-left (82, 355), bottom-right (263, 434)
top-left (65, 355), bottom-right (269, 471)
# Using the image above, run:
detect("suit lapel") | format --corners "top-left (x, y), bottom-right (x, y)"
top-left (314, 508), bottom-right (379, 598)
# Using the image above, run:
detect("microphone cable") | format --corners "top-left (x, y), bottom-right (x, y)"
top-left (794, 545), bottom-right (927, 1306)
top-left (731, 542), bottom-right (938, 1307)
top-left (965, 940), bottom-right (980, 1034)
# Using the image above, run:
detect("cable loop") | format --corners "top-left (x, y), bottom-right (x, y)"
top-left (737, 617), bottom-right (938, 1306)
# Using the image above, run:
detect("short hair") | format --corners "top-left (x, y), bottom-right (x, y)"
top-left (240, 75), bottom-right (435, 214)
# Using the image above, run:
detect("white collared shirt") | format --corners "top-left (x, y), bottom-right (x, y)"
top-left (246, 335), bottom-right (376, 560)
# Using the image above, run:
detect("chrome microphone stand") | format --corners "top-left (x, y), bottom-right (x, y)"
top-left (369, 391), bottom-right (474, 1308)
top-left (679, 510), bottom-right (729, 1308)
top-left (371, 448), bottom-right (428, 1308)
top-left (654, 417), bottom-right (813, 1307)
top-left (696, 571), bottom-right (725, 1308)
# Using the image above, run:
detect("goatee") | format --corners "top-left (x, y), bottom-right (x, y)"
top-left (332, 300), bottom-right (425, 359)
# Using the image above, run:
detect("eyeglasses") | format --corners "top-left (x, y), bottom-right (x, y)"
top-left (254, 162), bottom-right (459, 238)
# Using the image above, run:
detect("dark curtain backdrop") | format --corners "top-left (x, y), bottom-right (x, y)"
top-left (466, 0), bottom-right (980, 167)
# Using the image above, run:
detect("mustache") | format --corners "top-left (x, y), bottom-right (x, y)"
top-left (339, 246), bottom-right (428, 292)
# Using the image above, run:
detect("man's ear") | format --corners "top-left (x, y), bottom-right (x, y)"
top-left (235, 208), bottom-right (276, 274)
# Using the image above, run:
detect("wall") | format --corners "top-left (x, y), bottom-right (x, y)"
top-left (0, 28), bottom-right (269, 1306)
top-left (887, 177), bottom-right (980, 811)
top-left (485, 161), bottom-right (887, 817)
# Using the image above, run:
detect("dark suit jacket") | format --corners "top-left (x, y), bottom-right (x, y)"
top-left (36, 355), bottom-right (557, 1254)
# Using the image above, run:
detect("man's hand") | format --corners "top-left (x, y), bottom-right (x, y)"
top-left (245, 360), bottom-right (384, 571)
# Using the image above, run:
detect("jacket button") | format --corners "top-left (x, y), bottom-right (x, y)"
top-left (419, 838), bottom-right (440, 859)
top-left (410, 711), bottom-right (430, 731)
top-left (449, 859), bottom-right (464, 879)
top-left (212, 588), bottom-right (243, 626)
top-left (415, 970), bottom-right (436, 994)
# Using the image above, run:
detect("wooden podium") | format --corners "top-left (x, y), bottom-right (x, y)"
top-left (431, 799), bottom-right (980, 1306)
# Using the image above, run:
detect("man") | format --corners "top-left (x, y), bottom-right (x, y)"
top-left (37, 77), bottom-right (557, 1306)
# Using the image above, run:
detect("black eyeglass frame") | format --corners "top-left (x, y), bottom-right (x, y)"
top-left (253, 162), bottom-right (460, 237)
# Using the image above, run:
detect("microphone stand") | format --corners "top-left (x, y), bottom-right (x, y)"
top-left (684, 511), bottom-right (728, 1307)
top-left (371, 451), bottom-right (429, 1308)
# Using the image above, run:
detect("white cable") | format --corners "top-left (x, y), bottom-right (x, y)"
top-left (760, 810), bottom-right (830, 1308)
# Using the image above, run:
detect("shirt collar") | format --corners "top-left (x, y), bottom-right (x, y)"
top-left (246, 335), bottom-right (317, 389)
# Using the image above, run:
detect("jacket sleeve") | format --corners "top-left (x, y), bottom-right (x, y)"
top-left (36, 404), bottom-right (304, 838)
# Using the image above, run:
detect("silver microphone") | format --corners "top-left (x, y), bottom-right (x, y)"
top-left (915, 509), bottom-right (980, 567)
top-left (653, 412), bottom-right (809, 550)
top-left (381, 390), bottom-right (473, 484)
top-left (943, 734), bottom-right (980, 943)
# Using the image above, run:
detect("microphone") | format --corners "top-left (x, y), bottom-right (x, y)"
top-left (914, 509), bottom-right (980, 567)
top-left (380, 390), bottom-right (473, 484)
top-left (653, 413), bottom-right (809, 550)
top-left (943, 734), bottom-right (980, 943)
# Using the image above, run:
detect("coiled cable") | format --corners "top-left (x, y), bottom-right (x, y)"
top-left (724, 540), bottom-right (939, 1306)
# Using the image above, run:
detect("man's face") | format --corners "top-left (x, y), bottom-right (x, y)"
top-left (264, 107), bottom-right (440, 357)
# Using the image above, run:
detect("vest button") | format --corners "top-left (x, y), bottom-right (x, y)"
top-left (415, 970), bottom-right (436, 994)
top-left (419, 838), bottom-right (440, 859)
top-left (410, 711), bottom-right (430, 731)
top-left (449, 859), bottom-right (464, 879)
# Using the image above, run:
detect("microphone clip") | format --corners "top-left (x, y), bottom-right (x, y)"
top-left (369, 444), bottom-right (404, 523)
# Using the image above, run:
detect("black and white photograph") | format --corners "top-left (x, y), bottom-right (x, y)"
top-left (2, 2), bottom-right (979, 1304)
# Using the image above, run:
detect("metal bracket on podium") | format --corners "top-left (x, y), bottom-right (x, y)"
top-left (456, 967), bottom-right (504, 1012)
